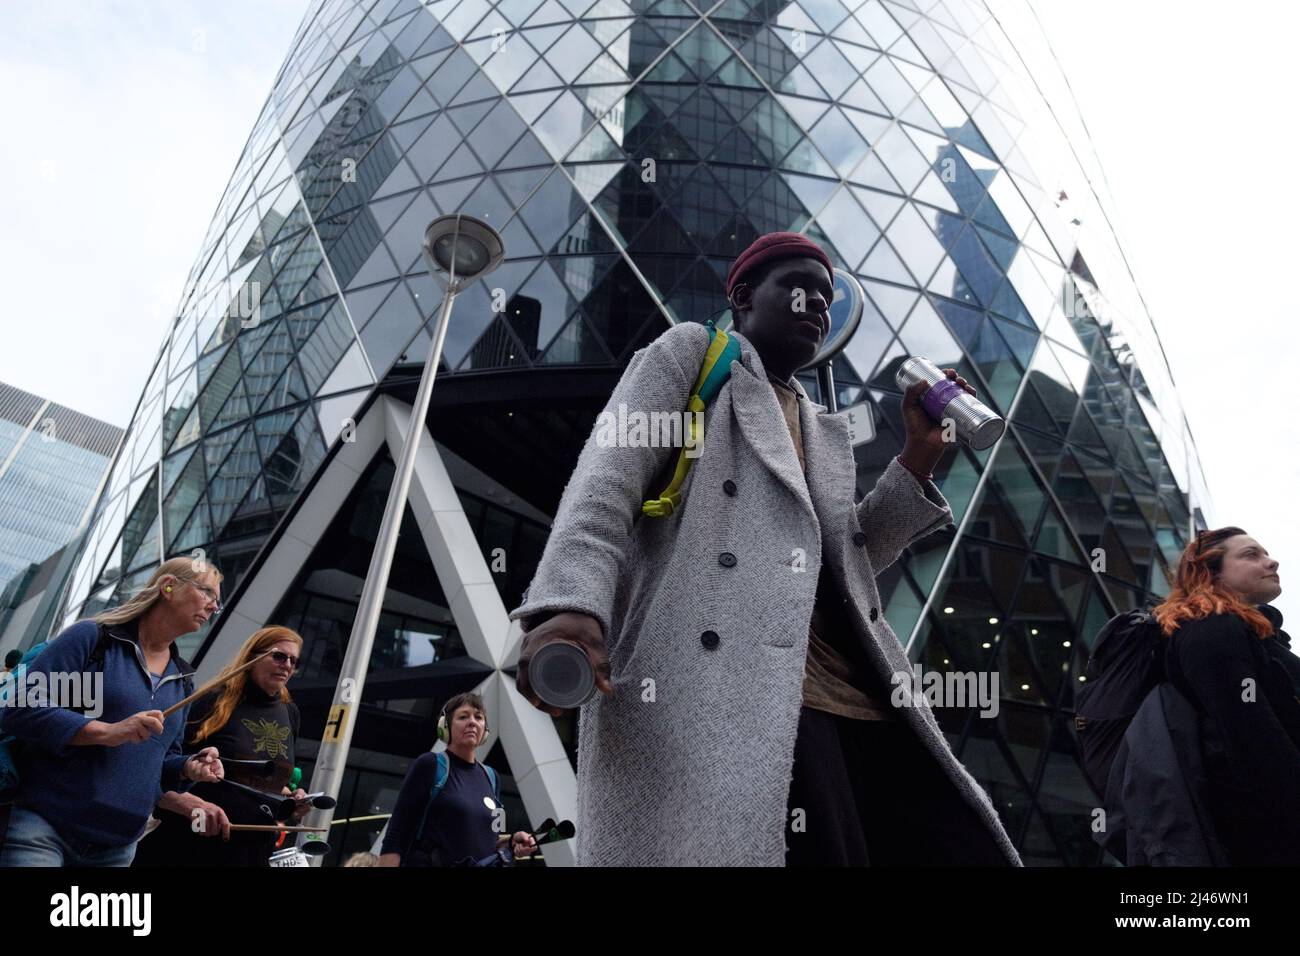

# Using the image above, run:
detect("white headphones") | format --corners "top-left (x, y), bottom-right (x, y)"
top-left (437, 701), bottom-right (489, 747)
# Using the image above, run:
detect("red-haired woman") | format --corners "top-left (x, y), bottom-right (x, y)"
top-left (133, 626), bottom-right (308, 866)
top-left (1153, 526), bottom-right (1298, 864)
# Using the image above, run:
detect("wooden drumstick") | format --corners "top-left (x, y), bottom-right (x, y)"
top-left (227, 824), bottom-right (328, 833)
top-left (161, 652), bottom-right (271, 718)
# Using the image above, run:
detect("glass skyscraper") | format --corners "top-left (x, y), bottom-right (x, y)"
top-left (0, 382), bottom-right (122, 654)
top-left (53, 0), bottom-right (1211, 865)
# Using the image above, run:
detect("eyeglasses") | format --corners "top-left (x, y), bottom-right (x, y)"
top-left (187, 580), bottom-right (223, 612)
top-left (267, 650), bottom-right (299, 670)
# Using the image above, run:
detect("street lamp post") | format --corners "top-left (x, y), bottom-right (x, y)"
top-left (304, 214), bottom-right (504, 862)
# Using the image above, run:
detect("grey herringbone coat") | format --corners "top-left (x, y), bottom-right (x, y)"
top-left (509, 321), bottom-right (1021, 866)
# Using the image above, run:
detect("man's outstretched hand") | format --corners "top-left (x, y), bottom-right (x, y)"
top-left (899, 367), bottom-right (977, 473)
top-left (516, 611), bottom-right (613, 717)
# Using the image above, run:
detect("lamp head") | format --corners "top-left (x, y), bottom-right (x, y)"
top-left (421, 213), bottom-right (505, 289)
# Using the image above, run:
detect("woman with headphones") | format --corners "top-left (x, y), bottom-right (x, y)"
top-left (378, 691), bottom-right (536, 866)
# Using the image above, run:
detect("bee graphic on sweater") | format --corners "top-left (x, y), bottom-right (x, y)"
top-left (241, 718), bottom-right (291, 759)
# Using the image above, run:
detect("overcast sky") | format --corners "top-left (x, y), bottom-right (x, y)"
top-left (1, 0), bottom-right (1293, 625)
top-left (1033, 0), bottom-right (1299, 625)
top-left (0, 0), bottom-right (307, 424)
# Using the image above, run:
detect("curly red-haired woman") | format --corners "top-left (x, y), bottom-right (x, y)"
top-left (1153, 526), bottom-right (1297, 864)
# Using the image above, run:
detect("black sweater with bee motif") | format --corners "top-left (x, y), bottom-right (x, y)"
top-left (133, 684), bottom-right (300, 867)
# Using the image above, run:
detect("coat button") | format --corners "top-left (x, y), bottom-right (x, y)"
top-left (700, 630), bottom-right (720, 649)
top-left (723, 479), bottom-right (737, 496)
top-left (719, 552), bottom-right (737, 567)
top-left (853, 531), bottom-right (867, 547)
top-left (869, 607), bottom-right (879, 622)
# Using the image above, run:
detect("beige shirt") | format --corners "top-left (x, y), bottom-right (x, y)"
top-left (768, 374), bottom-right (896, 721)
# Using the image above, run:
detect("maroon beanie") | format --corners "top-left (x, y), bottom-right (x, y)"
top-left (725, 231), bottom-right (834, 299)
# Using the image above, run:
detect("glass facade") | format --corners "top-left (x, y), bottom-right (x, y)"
top-left (56, 0), bottom-right (1211, 864)
top-left (0, 382), bottom-right (122, 649)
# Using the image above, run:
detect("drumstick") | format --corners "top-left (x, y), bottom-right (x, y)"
top-left (162, 652), bottom-right (270, 717)
top-left (227, 825), bottom-right (328, 833)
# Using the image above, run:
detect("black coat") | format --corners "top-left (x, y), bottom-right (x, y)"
top-left (1163, 607), bottom-right (1300, 865)
top-left (1098, 682), bottom-right (1229, 866)
top-left (1259, 604), bottom-right (1300, 694)
top-left (1102, 605), bottom-right (1300, 866)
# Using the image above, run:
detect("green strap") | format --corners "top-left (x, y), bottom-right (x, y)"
top-left (641, 321), bottom-right (739, 518)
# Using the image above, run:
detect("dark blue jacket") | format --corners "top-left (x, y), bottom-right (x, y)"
top-left (0, 619), bottom-right (195, 847)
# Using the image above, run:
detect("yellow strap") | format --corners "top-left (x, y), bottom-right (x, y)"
top-left (641, 390), bottom-right (708, 518)
top-left (641, 326), bottom-right (734, 517)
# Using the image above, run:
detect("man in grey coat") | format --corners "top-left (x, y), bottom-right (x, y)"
top-left (510, 232), bottom-right (1021, 867)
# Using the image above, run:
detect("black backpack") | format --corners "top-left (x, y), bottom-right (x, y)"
top-left (1074, 608), bottom-right (1164, 797)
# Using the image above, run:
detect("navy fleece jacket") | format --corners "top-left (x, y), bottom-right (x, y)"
top-left (1, 619), bottom-right (195, 847)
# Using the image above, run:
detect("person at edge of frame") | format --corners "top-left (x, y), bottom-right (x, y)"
top-left (0, 557), bottom-right (225, 867)
top-left (1150, 526), bottom-right (1299, 865)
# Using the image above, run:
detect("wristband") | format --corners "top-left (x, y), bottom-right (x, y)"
top-left (896, 454), bottom-right (934, 483)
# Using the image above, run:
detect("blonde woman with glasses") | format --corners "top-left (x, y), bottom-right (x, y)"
top-left (0, 556), bottom-right (226, 867)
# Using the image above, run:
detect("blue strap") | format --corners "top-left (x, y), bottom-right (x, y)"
top-left (414, 753), bottom-right (499, 844)
top-left (414, 751), bottom-right (451, 844)
top-left (697, 319), bottom-right (741, 403)
top-left (435, 752), bottom-right (450, 795)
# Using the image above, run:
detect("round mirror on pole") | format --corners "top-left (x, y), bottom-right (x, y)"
top-left (801, 269), bottom-right (864, 412)
top-left (801, 268), bottom-right (864, 371)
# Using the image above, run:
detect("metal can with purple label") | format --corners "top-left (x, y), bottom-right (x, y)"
top-left (895, 357), bottom-right (1006, 450)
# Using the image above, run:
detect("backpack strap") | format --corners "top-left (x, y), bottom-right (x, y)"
top-left (641, 320), bottom-right (741, 519)
top-left (412, 755), bottom-right (502, 852)
top-left (64, 625), bottom-right (120, 718)
top-left (87, 624), bottom-right (114, 669)
top-left (1, 627), bottom-right (112, 802)
top-left (413, 751), bottom-right (451, 845)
